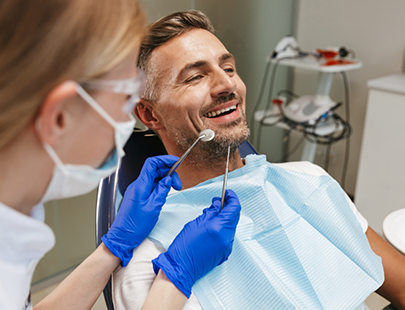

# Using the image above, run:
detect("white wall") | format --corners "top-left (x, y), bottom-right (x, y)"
top-left (293, 0), bottom-right (405, 195)
top-left (140, 0), bottom-right (192, 22)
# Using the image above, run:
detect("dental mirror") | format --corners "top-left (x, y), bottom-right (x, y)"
top-left (199, 129), bottom-right (215, 142)
top-left (165, 129), bottom-right (215, 177)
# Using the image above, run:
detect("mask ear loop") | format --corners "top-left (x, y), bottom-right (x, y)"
top-left (35, 117), bottom-right (70, 175)
top-left (75, 83), bottom-right (122, 132)
top-left (121, 70), bottom-right (146, 114)
top-left (122, 95), bottom-right (141, 115)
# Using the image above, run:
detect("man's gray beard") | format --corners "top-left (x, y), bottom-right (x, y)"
top-left (173, 116), bottom-right (250, 171)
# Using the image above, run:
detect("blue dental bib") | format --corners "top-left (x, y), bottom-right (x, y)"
top-left (148, 155), bottom-right (383, 310)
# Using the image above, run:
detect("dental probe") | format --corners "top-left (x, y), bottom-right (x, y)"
top-left (165, 129), bottom-right (215, 177)
top-left (221, 145), bottom-right (230, 210)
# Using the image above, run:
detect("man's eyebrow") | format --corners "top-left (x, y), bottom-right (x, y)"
top-left (180, 60), bottom-right (208, 76)
top-left (177, 53), bottom-right (235, 81)
top-left (220, 53), bottom-right (235, 62)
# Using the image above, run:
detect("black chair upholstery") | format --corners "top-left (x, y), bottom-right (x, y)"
top-left (95, 128), bottom-right (257, 310)
top-left (383, 304), bottom-right (399, 310)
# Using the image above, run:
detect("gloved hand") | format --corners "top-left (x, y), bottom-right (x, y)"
top-left (152, 189), bottom-right (241, 298)
top-left (102, 155), bottom-right (182, 267)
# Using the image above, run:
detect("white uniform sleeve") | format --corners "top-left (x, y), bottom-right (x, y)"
top-left (113, 238), bottom-right (202, 310)
top-left (274, 161), bottom-right (369, 233)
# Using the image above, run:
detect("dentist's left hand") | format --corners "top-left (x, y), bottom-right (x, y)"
top-left (101, 155), bottom-right (182, 267)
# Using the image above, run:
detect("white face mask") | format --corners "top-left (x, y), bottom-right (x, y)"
top-left (39, 81), bottom-right (139, 203)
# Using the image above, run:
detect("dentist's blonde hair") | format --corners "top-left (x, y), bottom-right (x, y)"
top-left (0, 0), bottom-right (146, 149)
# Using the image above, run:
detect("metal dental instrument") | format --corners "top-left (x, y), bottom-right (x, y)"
top-left (165, 129), bottom-right (215, 177)
top-left (221, 145), bottom-right (231, 210)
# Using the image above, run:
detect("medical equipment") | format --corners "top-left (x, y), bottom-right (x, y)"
top-left (275, 59), bottom-right (358, 125)
top-left (271, 35), bottom-right (299, 60)
top-left (165, 129), bottom-right (215, 177)
top-left (149, 154), bottom-right (384, 309)
top-left (220, 145), bottom-right (230, 209)
top-left (254, 36), bottom-right (358, 136)
top-left (251, 36), bottom-right (360, 188)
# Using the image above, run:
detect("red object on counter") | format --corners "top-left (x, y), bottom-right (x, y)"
top-left (316, 49), bottom-right (338, 59)
top-left (322, 59), bottom-right (357, 66)
top-left (272, 98), bottom-right (284, 105)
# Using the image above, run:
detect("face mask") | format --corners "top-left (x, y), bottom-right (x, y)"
top-left (39, 83), bottom-right (136, 203)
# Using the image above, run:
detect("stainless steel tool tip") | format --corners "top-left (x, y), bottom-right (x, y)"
top-left (199, 129), bottom-right (215, 142)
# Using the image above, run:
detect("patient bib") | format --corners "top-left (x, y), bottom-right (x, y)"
top-left (149, 155), bottom-right (384, 310)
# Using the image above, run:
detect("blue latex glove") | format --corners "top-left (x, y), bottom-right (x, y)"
top-left (152, 189), bottom-right (241, 298)
top-left (102, 155), bottom-right (182, 267)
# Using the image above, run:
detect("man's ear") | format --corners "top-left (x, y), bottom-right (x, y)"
top-left (135, 99), bottom-right (164, 130)
top-left (35, 81), bottom-right (78, 146)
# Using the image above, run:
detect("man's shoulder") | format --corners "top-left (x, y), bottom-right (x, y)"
top-left (272, 161), bottom-right (329, 177)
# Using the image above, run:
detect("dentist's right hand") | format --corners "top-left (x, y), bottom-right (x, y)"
top-left (102, 155), bottom-right (182, 267)
top-left (152, 189), bottom-right (241, 298)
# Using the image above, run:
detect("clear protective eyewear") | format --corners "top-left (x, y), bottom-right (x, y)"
top-left (79, 68), bottom-right (146, 114)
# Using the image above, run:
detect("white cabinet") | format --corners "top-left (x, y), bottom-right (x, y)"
top-left (355, 74), bottom-right (405, 236)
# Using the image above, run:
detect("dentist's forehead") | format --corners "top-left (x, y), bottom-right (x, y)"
top-left (151, 28), bottom-right (230, 80)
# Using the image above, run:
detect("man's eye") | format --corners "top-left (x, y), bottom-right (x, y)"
top-left (186, 75), bottom-right (203, 83)
top-left (224, 67), bottom-right (235, 73)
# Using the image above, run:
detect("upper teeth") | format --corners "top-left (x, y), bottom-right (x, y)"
top-left (204, 105), bottom-right (237, 118)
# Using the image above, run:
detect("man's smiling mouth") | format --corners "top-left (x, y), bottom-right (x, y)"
top-left (204, 105), bottom-right (237, 118)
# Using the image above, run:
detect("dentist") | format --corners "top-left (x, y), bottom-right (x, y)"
top-left (0, 1), bottom-right (241, 309)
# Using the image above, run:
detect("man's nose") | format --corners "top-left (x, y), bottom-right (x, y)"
top-left (211, 69), bottom-right (237, 97)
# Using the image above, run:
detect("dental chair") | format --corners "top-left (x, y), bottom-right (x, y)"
top-left (95, 128), bottom-right (258, 310)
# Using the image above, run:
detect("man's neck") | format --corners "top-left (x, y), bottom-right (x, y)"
top-left (174, 149), bottom-right (244, 190)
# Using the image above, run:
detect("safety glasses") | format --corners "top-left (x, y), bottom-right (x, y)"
top-left (80, 68), bottom-right (146, 114)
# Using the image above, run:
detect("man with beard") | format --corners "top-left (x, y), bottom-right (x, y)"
top-left (112, 10), bottom-right (405, 310)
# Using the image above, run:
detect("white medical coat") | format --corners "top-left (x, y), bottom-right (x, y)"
top-left (0, 202), bottom-right (55, 310)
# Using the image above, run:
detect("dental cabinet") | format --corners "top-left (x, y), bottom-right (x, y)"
top-left (355, 73), bottom-right (405, 236)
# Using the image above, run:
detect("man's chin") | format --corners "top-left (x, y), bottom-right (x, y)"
top-left (213, 135), bottom-right (249, 156)
top-left (204, 121), bottom-right (250, 157)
